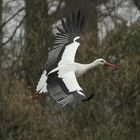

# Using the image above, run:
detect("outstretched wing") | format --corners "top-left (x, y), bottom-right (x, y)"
top-left (47, 71), bottom-right (86, 110)
top-left (46, 11), bottom-right (84, 73)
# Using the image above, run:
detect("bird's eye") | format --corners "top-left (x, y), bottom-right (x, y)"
top-left (101, 60), bottom-right (104, 62)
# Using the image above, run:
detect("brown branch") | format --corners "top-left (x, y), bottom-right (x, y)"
top-left (1, 7), bottom-right (25, 28)
top-left (2, 15), bottom-right (26, 46)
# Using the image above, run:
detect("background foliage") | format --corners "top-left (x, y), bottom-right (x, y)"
top-left (0, 0), bottom-right (140, 140)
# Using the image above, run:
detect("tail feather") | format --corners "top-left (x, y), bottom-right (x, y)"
top-left (32, 70), bottom-right (48, 101)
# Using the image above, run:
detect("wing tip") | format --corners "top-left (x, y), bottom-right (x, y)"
top-left (57, 10), bottom-right (85, 36)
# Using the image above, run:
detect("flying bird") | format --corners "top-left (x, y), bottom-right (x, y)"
top-left (32, 11), bottom-right (118, 110)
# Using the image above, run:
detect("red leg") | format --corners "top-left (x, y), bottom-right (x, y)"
top-left (32, 91), bottom-right (41, 101)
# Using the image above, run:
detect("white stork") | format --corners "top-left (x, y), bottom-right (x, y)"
top-left (32, 11), bottom-right (118, 110)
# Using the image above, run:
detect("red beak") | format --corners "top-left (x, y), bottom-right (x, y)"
top-left (104, 62), bottom-right (118, 69)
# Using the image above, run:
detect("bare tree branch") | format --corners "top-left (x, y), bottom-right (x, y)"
top-left (98, 0), bottom-right (125, 19)
top-left (1, 7), bottom-right (25, 28)
top-left (2, 15), bottom-right (26, 46)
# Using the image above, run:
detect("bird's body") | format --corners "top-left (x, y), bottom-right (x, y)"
top-left (35, 62), bottom-right (95, 97)
top-left (32, 11), bottom-right (118, 110)
top-left (49, 62), bottom-right (92, 77)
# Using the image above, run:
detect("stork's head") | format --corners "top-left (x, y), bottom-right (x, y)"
top-left (94, 58), bottom-right (118, 68)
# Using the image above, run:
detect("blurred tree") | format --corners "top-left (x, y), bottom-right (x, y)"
top-left (133, 0), bottom-right (140, 11)
top-left (0, 0), bottom-right (4, 139)
top-left (23, 0), bottom-right (51, 88)
top-left (0, 0), bottom-right (140, 140)
top-left (0, 0), bottom-right (2, 67)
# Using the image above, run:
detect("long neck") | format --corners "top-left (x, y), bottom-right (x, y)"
top-left (76, 60), bottom-right (100, 77)
top-left (86, 60), bottom-right (99, 71)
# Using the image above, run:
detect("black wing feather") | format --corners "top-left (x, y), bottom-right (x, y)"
top-left (47, 71), bottom-right (86, 110)
top-left (46, 11), bottom-right (84, 73)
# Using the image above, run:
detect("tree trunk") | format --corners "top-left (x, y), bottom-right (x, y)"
top-left (0, 0), bottom-right (3, 68)
top-left (133, 0), bottom-right (140, 11)
top-left (0, 1), bottom-right (5, 139)
top-left (23, 0), bottom-right (51, 88)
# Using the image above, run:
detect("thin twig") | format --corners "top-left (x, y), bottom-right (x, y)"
top-left (1, 7), bottom-right (25, 28)
top-left (2, 15), bottom-right (26, 46)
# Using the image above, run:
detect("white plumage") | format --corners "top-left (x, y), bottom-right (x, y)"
top-left (36, 70), bottom-right (47, 93)
top-left (32, 11), bottom-right (118, 110)
top-left (58, 39), bottom-right (80, 65)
